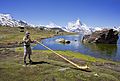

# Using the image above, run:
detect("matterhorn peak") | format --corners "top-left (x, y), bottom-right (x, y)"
top-left (63, 18), bottom-right (91, 34)
top-left (75, 18), bottom-right (83, 26)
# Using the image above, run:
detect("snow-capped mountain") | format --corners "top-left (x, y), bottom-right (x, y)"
top-left (113, 26), bottom-right (120, 32)
top-left (62, 19), bottom-right (92, 35)
top-left (89, 27), bottom-right (103, 33)
top-left (0, 13), bottom-right (29, 27)
top-left (45, 22), bottom-right (61, 28)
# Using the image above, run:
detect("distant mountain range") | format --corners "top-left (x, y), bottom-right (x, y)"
top-left (0, 13), bottom-right (119, 34)
top-left (0, 13), bottom-right (29, 27)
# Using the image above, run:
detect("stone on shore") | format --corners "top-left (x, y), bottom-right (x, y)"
top-left (56, 38), bottom-right (70, 44)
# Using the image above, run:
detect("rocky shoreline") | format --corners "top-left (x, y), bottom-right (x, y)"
top-left (82, 29), bottom-right (119, 44)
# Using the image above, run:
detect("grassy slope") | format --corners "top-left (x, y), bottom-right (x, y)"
top-left (0, 48), bottom-right (120, 81)
top-left (0, 26), bottom-right (120, 81)
top-left (0, 26), bottom-right (71, 44)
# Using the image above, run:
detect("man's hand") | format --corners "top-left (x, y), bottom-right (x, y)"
top-left (33, 40), bottom-right (37, 43)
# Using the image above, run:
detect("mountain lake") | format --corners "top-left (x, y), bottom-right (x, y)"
top-left (33, 35), bottom-right (120, 61)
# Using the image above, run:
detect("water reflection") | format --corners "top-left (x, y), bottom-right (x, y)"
top-left (82, 43), bottom-right (117, 57)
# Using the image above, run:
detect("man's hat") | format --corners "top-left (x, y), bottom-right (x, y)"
top-left (26, 31), bottom-right (30, 35)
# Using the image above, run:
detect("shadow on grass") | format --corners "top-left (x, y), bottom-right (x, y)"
top-left (27, 61), bottom-right (91, 72)
top-left (31, 61), bottom-right (50, 65)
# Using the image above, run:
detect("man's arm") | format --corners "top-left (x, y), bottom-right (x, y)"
top-left (29, 37), bottom-right (36, 43)
top-left (23, 36), bottom-right (26, 42)
top-left (23, 36), bottom-right (29, 43)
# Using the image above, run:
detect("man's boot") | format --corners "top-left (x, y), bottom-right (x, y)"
top-left (29, 60), bottom-right (33, 64)
top-left (24, 61), bottom-right (27, 65)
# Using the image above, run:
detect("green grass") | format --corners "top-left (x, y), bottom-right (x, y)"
top-left (16, 47), bottom-right (117, 63)
top-left (0, 48), bottom-right (120, 81)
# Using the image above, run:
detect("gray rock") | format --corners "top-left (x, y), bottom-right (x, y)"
top-left (82, 29), bottom-right (119, 44)
top-left (56, 38), bottom-right (70, 44)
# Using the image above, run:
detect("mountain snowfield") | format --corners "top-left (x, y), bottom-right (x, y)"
top-left (45, 22), bottom-right (61, 28)
top-left (64, 19), bottom-right (92, 34)
top-left (0, 13), bottom-right (28, 27)
top-left (113, 26), bottom-right (120, 32)
top-left (1, 13), bottom-right (119, 34)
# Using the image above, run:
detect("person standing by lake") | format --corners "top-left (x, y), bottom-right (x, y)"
top-left (23, 31), bottom-right (36, 65)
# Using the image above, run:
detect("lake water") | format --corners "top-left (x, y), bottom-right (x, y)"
top-left (33, 35), bottom-right (120, 61)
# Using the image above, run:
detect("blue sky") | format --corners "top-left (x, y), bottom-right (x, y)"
top-left (0, 0), bottom-right (120, 27)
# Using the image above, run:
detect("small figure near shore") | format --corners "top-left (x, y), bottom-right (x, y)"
top-left (23, 31), bottom-right (36, 65)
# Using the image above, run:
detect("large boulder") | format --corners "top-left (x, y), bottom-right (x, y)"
top-left (82, 29), bottom-right (119, 44)
top-left (56, 38), bottom-right (70, 44)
